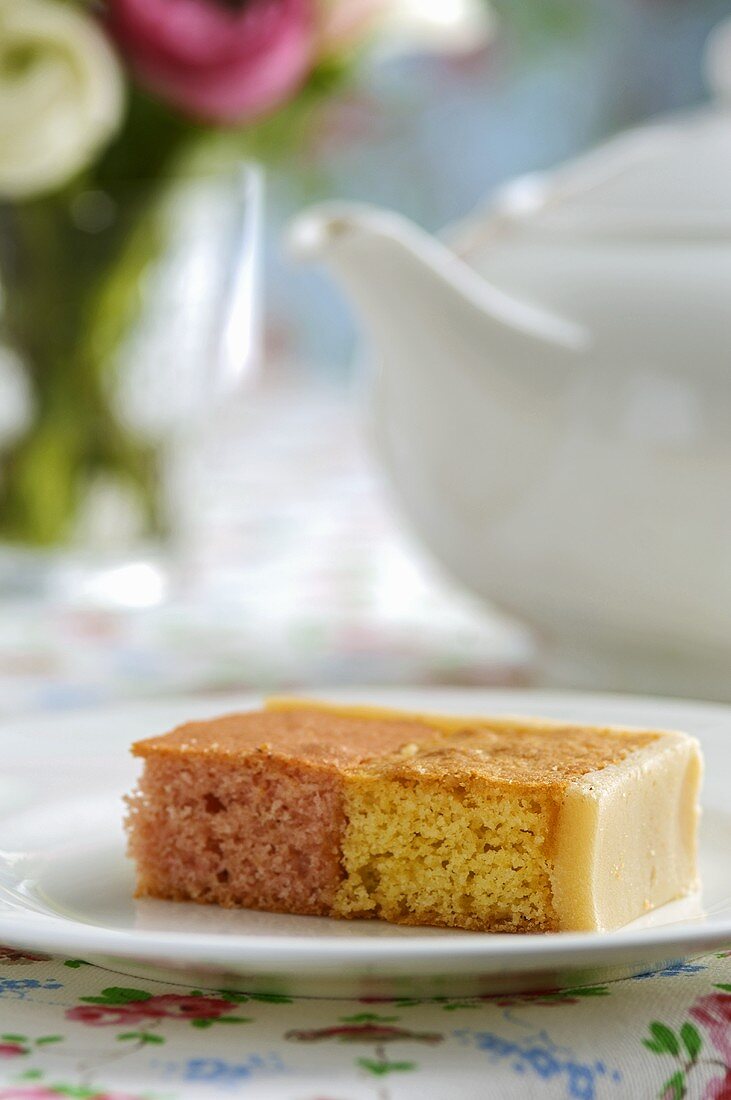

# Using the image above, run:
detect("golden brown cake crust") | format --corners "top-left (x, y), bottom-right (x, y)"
top-left (133, 706), bottom-right (657, 792)
top-left (363, 726), bottom-right (658, 792)
top-left (132, 709), bottom-right (443, 765)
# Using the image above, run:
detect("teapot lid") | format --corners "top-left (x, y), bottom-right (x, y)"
top-left (487, 17), bottom-right (731, 240)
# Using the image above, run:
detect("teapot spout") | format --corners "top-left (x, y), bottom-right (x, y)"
top-left (288, 201), bottom-right (589, 396)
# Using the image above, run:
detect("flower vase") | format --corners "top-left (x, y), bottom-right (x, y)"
top-left (0, 162), bottom-right (262, 600)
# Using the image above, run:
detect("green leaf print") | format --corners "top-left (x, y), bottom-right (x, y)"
top-left (81, 986), bottom-right (152, 1005)
top-left (207, 1016), bottom-right (252, 1025)
top-left (1, 1034), bottom-right (25, 1042)
top-left (53, 1086), bottom-right (109, 1098)
top-left (117, 1031), bottom-right (164, 1045)
top-left (249, 992), bottom-right (293, 1004)
top-left (660, 1070), bottom-right (686, 1100)
top-left (714, 983), bottom-right (731, 992)
top-left (644, 1023), bottom-right (680, 1056)
top-left (357, 1057), bottom-right (417, 1076)
top-left (679, 1022), bottom-right (702, 1061)
top-left (341, 1013), bottom-right (401, 1023)
top-left (560, 986), bottom-right (610, 998)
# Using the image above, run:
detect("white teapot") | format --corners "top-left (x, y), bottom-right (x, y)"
top-left (290, 22), bottom-right (731, 698)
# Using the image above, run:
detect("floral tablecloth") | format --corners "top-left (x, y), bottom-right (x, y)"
top-left (0, 947), bottom-right (730, 1099)
top-left (1, 375), bottom-right (729, 1099)
top-left (0, 374), bottom-right (531, 718)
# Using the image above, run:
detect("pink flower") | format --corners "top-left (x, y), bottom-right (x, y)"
top-left (0, 1044), bottom-right (25, 1058)
top-left (286, 1023), bottom-right (443, 1044)
top-left (66, 993), bottom-right (235, 1026)
top-left (690, 992), bottom-right (731, 1064)
top-left (107, 0), bottom-right (316, 124)
top-left (0, 1090), bottom-right (61, 1099)
top-left (137, 993), bottom-right (234, 1019)
top-left (0, 947), bottom-right (50, 965)
top-left (690, 993), bottom-right (731, 1099)
top-left (0, 1091), bottom-right (143, 1100)
top-left (65, 1003), bottom-right (151, 1027)
top-left (703, 1069), bottom-right (731, 1100)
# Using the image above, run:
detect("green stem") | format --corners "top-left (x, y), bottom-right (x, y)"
top-left (0, 93), bottom-right (198, 547)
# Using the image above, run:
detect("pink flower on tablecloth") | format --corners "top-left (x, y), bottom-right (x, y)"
top-left (0, 947), bottom-right (50, 965)
top-left (690, 993), bottom-right (731, 1064)
top-left (0, 1090), bottom-right (144, 1100)
top-left (66, 991), bottom-right (237, 1026)
top-left (107, 0), bottom-right (316, 123)
top-left (135, 993), bottom-right (235, 1019)
top-left (286, 1023), bottom-right (443, 1044)
top-left (0, 1043), bottom-right (25, 1058)
top-left (689, 992), bottom-right (731, 1099)
top-left (65, 1003), bottom-right (151, 1027)
top-left (702, 1069), bottom-right (731, 1100)
top-left (0, 1090), bottom-right (60, 1099)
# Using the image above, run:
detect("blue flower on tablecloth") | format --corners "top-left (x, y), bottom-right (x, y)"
top-left (524, 1046), bottom-right (560, 1076)
top-left (454, 1028), bottom-right (621, 1099)
top-left (0, 978), bottom-right (62, 999)
top-left (632, 959), bottom-right (707, 980)
top-left (159, 1054), bottom-right (286, 1089)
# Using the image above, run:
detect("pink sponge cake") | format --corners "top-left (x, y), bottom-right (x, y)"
top-left (125, 698), bottom-right (701, 933)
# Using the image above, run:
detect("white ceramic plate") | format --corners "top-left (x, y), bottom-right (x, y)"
top-left (1, 688), bottom-right (729, 998)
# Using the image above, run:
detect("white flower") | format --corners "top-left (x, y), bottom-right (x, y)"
top-left (0, 0), bottom-right (125, 199)
top-left (375, 0), bottom-right (494, 57)
top-left (320, 0), bottom-right (494, 59)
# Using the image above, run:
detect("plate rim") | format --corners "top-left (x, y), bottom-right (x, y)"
top-left (2, 685), bottom-right (731, 972)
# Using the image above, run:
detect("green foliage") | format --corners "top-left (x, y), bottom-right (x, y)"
top-left (679, 1022), bottom-right (702, 1061)
top-left (0, 90), bottom-right (192, 546)
top-left (643, 1022), bottom-right (680, 1056)
top-left (660, 1071), bottom-right (686, 1100)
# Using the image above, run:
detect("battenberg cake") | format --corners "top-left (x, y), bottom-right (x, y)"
top-left (125, 699), bottom-right (702, 933)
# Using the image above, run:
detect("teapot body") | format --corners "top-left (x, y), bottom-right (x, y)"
top-left (291, 55), bottom-right (731, 695)
top-left (367, 233), bottom-right (731, 696)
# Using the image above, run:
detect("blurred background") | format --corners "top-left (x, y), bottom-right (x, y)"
top-left (0, 0), bottom-right (729, 715)
top-left (275, 0), bottom-right (729, 370)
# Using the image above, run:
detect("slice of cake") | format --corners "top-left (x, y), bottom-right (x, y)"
top-left (126, 699), bottom-right (702, 933)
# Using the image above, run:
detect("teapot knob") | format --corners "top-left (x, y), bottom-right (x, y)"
top-left (705, 15), bottom-right (731, 101)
